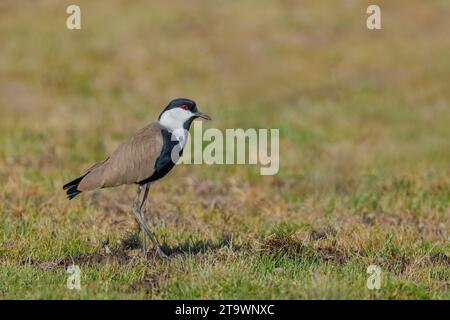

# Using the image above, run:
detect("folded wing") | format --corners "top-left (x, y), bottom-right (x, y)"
top-left (77, 122), bottom-right (164, 191)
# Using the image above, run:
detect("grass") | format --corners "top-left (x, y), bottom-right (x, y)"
top-left (0, 0), bottom-right (449, 299)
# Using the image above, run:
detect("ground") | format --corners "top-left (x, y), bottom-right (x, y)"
top-left (0, 0), bottom-right (449, 299)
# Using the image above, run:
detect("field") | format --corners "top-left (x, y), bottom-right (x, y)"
top-left (0, 0), bottom-right (449, 299)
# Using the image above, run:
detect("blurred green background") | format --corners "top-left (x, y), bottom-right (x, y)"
top-left (0, 0), bottom-right (448, 299)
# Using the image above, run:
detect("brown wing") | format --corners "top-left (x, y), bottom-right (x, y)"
top-left (78, 122), bottom-right (164, 191)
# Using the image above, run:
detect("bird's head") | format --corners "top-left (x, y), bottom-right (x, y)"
top-left (158, 98), bottom-right (211, 132)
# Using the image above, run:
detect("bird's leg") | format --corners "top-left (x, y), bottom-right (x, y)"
top-left (138, 184), bottom-right (150, 255)
top-left (132, 185), bottom-right (168, 260)
top-left (139, 183), bottom-right (150, 212)
top-left (132, 185), bottom-right (142, 221)
top-left (132, 185), bottom-right (142, 209)
top-left (132, 185), bottom-right (146, 254)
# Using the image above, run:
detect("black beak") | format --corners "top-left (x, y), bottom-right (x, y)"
top-left (194, 112), bottom-right (211, 120)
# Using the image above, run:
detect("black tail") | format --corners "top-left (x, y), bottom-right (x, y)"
top-left (63, 175), bottom-right (86, 200)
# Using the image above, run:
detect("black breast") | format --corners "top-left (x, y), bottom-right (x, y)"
top-left (137, 128), bottom-right (184, 185)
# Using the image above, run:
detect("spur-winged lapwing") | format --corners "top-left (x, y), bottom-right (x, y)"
top-left (63, 98), bottom-right (211, 259)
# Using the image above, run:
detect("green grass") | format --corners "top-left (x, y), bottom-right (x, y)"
top-left (0, 0), bottom-right (449, 299)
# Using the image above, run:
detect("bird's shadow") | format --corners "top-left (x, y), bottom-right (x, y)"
top-left (28, 233), bottom-right (245, 269)
top-left (121, 232), bottom-right (244, 257)
top-left (164, 235), bottom-right (244, 256)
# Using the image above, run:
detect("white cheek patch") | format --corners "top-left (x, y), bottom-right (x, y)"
top-left (159, 108), bottom-right (193, 132)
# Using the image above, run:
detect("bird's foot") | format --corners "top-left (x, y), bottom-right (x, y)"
top-left (155, 247), bottom-right (169, 260)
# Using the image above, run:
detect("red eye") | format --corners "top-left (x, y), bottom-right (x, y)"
top-left (180, 104), bottom-right (189, 110)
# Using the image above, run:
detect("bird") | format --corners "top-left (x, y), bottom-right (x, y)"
top-left (63, 98), bottom-right (211, 259)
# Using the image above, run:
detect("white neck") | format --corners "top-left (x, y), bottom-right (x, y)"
top-left (159, 108), bottom-right (192, 147)
top-left (159, 108), bottom-right (192, 131)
